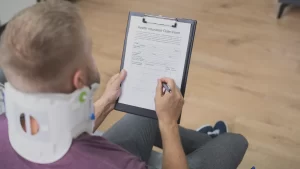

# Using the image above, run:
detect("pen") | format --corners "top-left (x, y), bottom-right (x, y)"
top-left (162, 82), bottom-right (171, 93)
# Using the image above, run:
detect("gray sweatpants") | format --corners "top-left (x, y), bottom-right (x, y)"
top-left (103, 114), bottom-right (248, 169)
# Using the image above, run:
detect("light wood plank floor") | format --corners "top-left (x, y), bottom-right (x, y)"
top-left (77, 0), bottom-right (300, 168)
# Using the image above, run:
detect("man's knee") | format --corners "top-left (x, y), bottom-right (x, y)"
top-left (123, 114), bottom-right (157, 123)
top-left (120, 114), bottom-right (158, 129)
top-left (230, 133), bottom-right (248, 145)
top-left (222, 133), bottom-right (249, 153)
top-left (235, 133), bottom-right (248, 149)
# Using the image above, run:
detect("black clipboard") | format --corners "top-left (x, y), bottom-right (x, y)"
top-left (115, 12), bottom-right (197, 123)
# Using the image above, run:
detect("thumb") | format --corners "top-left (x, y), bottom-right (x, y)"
top-left (116, 69), bottom-right (127, 84)
top-left (156, 79), bottom-right (163, 97)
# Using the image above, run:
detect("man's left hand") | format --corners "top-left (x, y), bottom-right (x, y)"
top-left (99, 69), bottom-right (127, 112)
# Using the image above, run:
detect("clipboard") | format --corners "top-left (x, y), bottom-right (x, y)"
top-left (115, 12), bottom-right (197, 123)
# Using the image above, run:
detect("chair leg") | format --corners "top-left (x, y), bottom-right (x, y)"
top-left (277, 3), bottom-right (288, 19)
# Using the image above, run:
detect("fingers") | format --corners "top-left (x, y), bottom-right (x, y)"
top-left (160, 77), bottom-right (176, 90)
top-left (115, 69), bottom-right (127, 84)
top-left (115, 89), bottom-right (122, 98)
top-left (159, 77), bottom-right (183, 99)
top-left (108, 73), bottom-right (119, 84)
top-left (156, 79), bottom-right (163, 96)
top-left (109, 69), bottom-right (127, 85)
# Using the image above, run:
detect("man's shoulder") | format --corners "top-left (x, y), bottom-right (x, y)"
top-left (0, 114), bottom-right (8, 142)
top-left (0, 116), bottom-right (147, 169)
top-left (0, 113), bottom-right (6, 119)
top-left (0, 114), bottom-right (14, 164)
top-left (67, 135), bottom-right (147, 169)
top-left (0, 114), bottom-right (8, 131)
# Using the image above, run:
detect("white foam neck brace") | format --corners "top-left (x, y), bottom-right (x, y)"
top-left (4, 82), bottom-right (99, 164)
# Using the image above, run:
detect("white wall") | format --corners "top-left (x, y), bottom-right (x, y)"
top-left (0, 0), bottom-right (36, 24)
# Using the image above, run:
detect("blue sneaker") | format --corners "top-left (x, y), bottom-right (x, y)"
top-left (208, 121), bottom-right (228, 138)
top-left (196, 124), bottom-right (213, 134)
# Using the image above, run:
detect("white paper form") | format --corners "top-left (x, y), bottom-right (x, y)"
top-left (118, 16), bottom-right (191, 110)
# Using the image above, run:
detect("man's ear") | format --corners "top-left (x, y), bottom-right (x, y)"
top-left (73, 70), bottom-right (87, 89)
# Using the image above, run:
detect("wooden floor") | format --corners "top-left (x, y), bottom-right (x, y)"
top-left (77, 0), bottom-right (300, 168)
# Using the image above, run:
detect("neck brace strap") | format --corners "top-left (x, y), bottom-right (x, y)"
top-left (4, 83), bottom-right (99, 164)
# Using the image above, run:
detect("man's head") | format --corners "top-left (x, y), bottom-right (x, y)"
top-left (0, 0), bottom-right (100, 93)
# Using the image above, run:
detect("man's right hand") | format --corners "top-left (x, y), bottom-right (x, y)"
top-left (155, 78), bottom-right (189, 169)
top-left (155, 78), bottom-right (184, 126)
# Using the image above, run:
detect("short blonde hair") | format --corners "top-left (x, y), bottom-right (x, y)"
top-left (0, 0), bottom-right (87, 91)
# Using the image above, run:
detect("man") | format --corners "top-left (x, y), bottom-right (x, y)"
top-left (0, 1), bottom-right (248, 169)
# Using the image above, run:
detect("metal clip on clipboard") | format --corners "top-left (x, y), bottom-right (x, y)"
top-left (142, 14), bottom-right (178, 28)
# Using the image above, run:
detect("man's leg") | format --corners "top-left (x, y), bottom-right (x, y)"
top-left (154, 124), bottom-right (248, 169)
top-left (103, 114), bottom-right (248, 169)
top-left (103, 114), bottom-right (213, 162)
top-left (154, 126), bottom-right (213, 155)
top-left (103, 114), bottom-right (158, 162)
top-left (186, 133), bottom-right (248, 169)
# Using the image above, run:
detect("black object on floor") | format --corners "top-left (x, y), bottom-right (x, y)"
top-left (278, 0), bottom-right (300, 19)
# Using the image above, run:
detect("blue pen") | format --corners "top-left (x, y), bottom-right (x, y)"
top-left (162, 82), bottom-right (171, 93)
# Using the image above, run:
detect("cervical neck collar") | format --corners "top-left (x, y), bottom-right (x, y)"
top-left (4, 82), bottom-right (99, 164)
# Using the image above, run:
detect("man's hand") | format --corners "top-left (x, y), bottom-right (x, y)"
top-left (100, 69), bottom-right (127, 112)
top-left (93, 69), bottom-right (126, 132)
top-left (155, 77), bottom-right (188, 169)
top-left (155, 78), bottom-right (184, 126)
